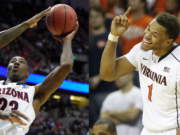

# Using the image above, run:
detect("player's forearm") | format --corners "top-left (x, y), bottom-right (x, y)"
top-left (100, 40), bottom-right (118, 82)
top-left (60, 40), bottom-right (74, 69)
top-left (0, 22), bottom-right (28, 49)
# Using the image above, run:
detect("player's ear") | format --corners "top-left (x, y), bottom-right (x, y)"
top-left (166, 39), bottom-right (173, 47)
top-left (26, 72), bottom-right (30, 78)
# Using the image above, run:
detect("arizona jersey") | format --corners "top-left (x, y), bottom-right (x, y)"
top-left (125, 43), bottom-right (180, 132)
top-left (0, 81), bottom-right (35, 135)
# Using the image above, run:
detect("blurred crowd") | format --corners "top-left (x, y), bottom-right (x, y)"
top-left (89, 0), bottom-right (180, 134)
top-left (0, 0), bottom-right (89, 83)
top-left (42, 96), bottom-right (89, 119)
top-left (27, 112), bottom-right (88, 135)
top-left (27, 96), bottom-right (89, 135)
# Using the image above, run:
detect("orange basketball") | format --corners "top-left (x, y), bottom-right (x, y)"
top-left (46, 4), bottom-right (77, 36)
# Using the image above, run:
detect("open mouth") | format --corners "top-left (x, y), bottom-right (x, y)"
top-left (143, 39), bottom-right (152, 46)
top-left (13, 65), bottom-right (19, 71)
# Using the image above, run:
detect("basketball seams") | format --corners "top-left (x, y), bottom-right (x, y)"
top-left (62, 5), bottom-right (66, 35)
top-left (53, 6), bottom-right (59, 35)
top-left (46, 4), bottom-right (77, 36)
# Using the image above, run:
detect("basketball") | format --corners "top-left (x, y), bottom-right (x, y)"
top-left (46, 4), bottom-right (77, 36)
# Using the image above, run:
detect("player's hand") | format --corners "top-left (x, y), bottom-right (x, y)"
top-left (53, 22), bottom-right (79, 42)
top-left (0, 110), bottom-right (30, 126)
top-left (25, 7), bottom-right (52, 28)
top-left (111, 7), bottom-right (131, 36)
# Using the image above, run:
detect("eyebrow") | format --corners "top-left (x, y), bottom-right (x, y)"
top-left (148, 24), bottom-right (159, 36)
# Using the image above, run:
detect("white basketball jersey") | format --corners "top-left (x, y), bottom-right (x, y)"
top-left (125, 43), bottom-right (180, 132)
top-left (0, 81), bottom-right (35, 135)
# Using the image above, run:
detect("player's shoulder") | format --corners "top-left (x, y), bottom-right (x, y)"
top-left (171, 43), bottom-right (180, 63)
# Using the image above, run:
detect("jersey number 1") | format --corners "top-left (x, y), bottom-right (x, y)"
top-left (148, 84), bottom-right (153, 102)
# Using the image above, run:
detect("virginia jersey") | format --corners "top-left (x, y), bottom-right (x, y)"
top-left (0, 81), bottom-right (35, 135)
top-left (125, 43), bottom-right (180, 132)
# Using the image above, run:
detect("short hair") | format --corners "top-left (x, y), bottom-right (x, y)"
top-left (94, 118), bottom-right (116, 133)
top-left (90, 6), bottom-right (105, 18)
top-left (156, 12), bottom-right (180, 41)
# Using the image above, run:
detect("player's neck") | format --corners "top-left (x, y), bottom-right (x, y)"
top-left (153, 43), bottom-right (175, 57)
top-left (92, 25), bottom-right (106, 35)
top-left (5, 78), bottom-right (26, 85)
top-left (121, 81), bottom-right (133, 93)
top-left (132, 9), bottom-right (145, 20)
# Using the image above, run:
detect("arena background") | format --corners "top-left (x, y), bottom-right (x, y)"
top-left (0, 0), bottom-right (89, 135)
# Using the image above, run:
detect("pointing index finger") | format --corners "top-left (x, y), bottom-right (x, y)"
top-left (123, 7), bottom-right (131, 17)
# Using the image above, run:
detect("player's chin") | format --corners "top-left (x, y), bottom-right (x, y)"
top-left (10, 73), bottom-right (20, 80)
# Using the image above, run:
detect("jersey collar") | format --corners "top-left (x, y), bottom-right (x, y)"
top-left (2, 81), bottom-right (26, 85)
top-left (152, 43), bottom-right (179, 63)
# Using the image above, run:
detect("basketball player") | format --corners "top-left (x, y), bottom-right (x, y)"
top-left (100, 7), bottom-right (180, 135)
top-left (0, 7), bottom-right (79, 135)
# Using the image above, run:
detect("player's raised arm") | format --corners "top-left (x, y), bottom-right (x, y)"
top-left (34, 22), bottom-right (79, 107)
top-left (100, 7), bottom-right (135, 82)
top-left (0, 7), bottom-right (51, 49)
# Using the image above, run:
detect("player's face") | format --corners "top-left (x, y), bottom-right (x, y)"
top-left (141, 19), bottom-right (169, 51)
top-left (6, 56), bottom-right (29, 82)
top-left (89, 10), bottom-right (105, 29)
top-left (92, 124), bottom-right (116, 135)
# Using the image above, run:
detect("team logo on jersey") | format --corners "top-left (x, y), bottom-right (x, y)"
top-left (141, 63), bottom-right (167, 86)
top-left (22, 84), bottom-right (29, 89)
top-left (163, 67), bottom-right (170, 73)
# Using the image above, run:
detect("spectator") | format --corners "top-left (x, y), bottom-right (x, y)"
top-left (120, 0), bottom-right (153, 55)
top-left (165, 0), bottom-right (180, 44)
top-left (56, 119), bottom-right (64, 129)
top-left (89, 6), bottom-right (121, 92)
top-left (151, 0), bottom-right (166, 17)
top-left (100, 72), bottom-right (143, 135)
top-left (47, 118), bottom-right (55, 128)
top-left (89, 6), bottom-right (121, 128)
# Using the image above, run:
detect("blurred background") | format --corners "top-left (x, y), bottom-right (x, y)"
top-left (89, 0), bottom-right (180, 134)
top-left (0, 0), bottom-right (89, 135)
